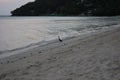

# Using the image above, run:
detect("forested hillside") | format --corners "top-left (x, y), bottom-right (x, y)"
top-left (11, 0), bottom-right (120, 16)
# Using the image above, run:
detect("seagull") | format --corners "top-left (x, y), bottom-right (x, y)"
top-left (58, 36), bottom-right (63, 42)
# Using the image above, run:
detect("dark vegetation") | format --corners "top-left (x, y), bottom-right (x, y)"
top-left (11, 0), bottom-right (120, 16)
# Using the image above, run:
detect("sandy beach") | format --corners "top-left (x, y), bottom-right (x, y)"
top-left (0, 26), bottom-right (120, 80)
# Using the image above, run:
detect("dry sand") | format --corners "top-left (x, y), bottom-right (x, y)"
top-left (0, 26), bottom-right (120, 80)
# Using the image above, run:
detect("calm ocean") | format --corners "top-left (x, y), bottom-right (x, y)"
top-left (0, 16), bottom-right (120, 52)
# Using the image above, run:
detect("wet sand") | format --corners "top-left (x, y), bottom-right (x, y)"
top-left (0, 26), bottom-right (120, 80)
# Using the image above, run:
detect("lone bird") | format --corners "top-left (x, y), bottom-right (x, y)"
top-left (58, 36), bottom-right (63, 42)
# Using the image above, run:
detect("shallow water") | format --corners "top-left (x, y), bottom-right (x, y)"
top-left (0, 16), bottom-right (120, 51)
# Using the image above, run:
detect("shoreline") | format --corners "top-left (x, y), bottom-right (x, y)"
top-left (0, 25), bottom-right (120, 80)
top-left (0, 25), bottom-right (119, 61)
top-left (0, 24), bottom-right (119, 60)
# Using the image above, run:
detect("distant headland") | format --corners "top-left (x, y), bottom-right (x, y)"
top-left (11, 0), bottom-right (120, 16)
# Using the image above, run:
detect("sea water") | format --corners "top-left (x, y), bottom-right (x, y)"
top-left (0, 16), bottom-right (120, 53)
